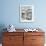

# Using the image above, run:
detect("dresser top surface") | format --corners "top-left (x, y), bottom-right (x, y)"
top-left (3, 29), bottom-right (45, 32)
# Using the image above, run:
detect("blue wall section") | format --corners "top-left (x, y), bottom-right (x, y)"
top-left (0, 0), bottom-right (46, 29)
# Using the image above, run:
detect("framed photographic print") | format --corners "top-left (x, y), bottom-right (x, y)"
top-left (20, 5), bottom-right (34, 22)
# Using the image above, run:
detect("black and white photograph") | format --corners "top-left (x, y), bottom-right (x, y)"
top-left (20, 5), bottom-right (34, 22)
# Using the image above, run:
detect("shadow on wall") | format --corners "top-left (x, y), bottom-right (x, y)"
top-left (0, 24), bottom-right (6, 43)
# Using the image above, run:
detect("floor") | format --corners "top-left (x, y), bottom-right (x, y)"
top-left (0, 44), bottom-right (2, 46)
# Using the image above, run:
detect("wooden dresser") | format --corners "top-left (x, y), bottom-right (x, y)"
top-left (24, 32), bottom-right (45, 46)
top-left (2, 29), bottom-right (45, 46)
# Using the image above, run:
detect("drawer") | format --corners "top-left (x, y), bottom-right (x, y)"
top-left (24, 35), bottom-right (45, 45)
top-left (3, 35), bottom-right (23, 44)
top-left (3, 32), bottom-right (23, 36)
top-left (24, 36), bottom-right (32, 40)
top-left (3, 36), bottom-right (23, 41)
top-left (32, 36), bottom-right (45, 44)
top-left (3, 43), bottom-right (23, 46)
top-left (31, 44), bottom-right (44, 46)
top-left (24, 32), bottom-right (45, 36)
top-left (3, 38), bottom-right (23, 46)
top-left (3, 44), bottom-right (15, 46)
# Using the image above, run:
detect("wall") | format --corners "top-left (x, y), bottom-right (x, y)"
top-left (0, 0), bottom-right (46, 29)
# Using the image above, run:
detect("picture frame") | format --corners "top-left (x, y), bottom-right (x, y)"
top-left (20, 5), bottom-right (34, 22)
